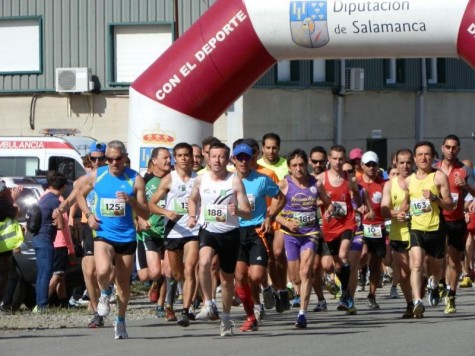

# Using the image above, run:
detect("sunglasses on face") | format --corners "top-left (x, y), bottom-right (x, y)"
top-left (90, 156), bottom-right (106, 162)
top-left (365, 162), bottom-right (378, 167)
top-left (235, 154), bottom-right (251, 161)
top-left (310, 159), bottom-right (326, 165)
top-left (106, 156), bottom-right (123, 163)
top-left (444, 145), bottom-right (458, 151)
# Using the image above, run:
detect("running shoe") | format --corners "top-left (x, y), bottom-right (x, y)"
top-left (389, 285), bottom-right (399, 299)
top-left (177, 310), bottom-right (190, 327)
top-left (32, 305), bottom-right (47, 314)
top-left (413, 300), bottom-right (425, 318)
top-left (459, 276), bottom-right (473, 288)
top-left (220, 319), bottom-right (235, 337)
top-left (367, 294), bottom-right (380, 310)
top-left (313, 299), bottom-right (328, 312)
top-left (148, 281), bottom-right (159, 303)
top-left (88, 312), bottom-right (104, 328)
top-left (444, 296), bottom-right (456, 314)
top-left (346, 297), bottom-right (357, 315)
top-left (439, 284), bottom-right (448, 301)
top-left (195, 304), bottom-right (220, 321)
top-left (402, 305), bottom-right (414, 319)
top-left (114, 321), bottom-right (128, 339)
top-left (97, 295), bottom-right (111, 317)
top-left (337, 295), bottom-right (349, 311)
top-left (325, 280), bottom-right (340, 296)
top-left (382, 273), bottom-right (392, 284)
top-left (165, 306), bottom-right (177, 321)
top-left (295, 313), bottom-right (307, 329)
top-left (240, 317), bottom-right (258, 332)
top-left (262, 287), bottom-right (276, 309)
top-left (176, 293), bottom-right (183, 305)
top-left (291, 295), bottom-right (301, 308)
top-left (155, 306), bottom-right (166, 318)
top-left (287, 284), bottom-right (296, 301)
top-left (427, 284), bottom-right (440, 307)
top-left (279, 290), bottom-right (291, 311)
top-left (274, 292), bottom-right (284, 313)
top-left (253, 304), bottom-right (265, 323)
top-left (68, 296), bottom-right (80, 308)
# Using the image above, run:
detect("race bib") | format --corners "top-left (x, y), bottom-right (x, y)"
top-left (247, 194), bottom-right (255, 211)
top-left (292, 211), bottom-right (316, 227)
top-left (363, 224), bottom-right (383, 238)
top-left (173, 197), bottom-right (188, 214)
top-left (332, 201), bottom-right (347, 217)
top-left (205, 204), bottom-right (228, 223)
top-left (410, 198), bottom-right (431, 216)
top-left (100, 198), bottom-right (125, 217)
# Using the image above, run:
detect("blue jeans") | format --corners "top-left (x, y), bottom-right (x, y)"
top-left (32, 238), bottom-right (54, 308)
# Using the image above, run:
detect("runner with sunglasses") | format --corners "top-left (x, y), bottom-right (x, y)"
top-left (55, 141), bottom-right (108, 328)
top-left (76, 140), bottom-right (149, 339)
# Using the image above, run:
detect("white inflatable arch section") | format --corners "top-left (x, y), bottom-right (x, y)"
top-left (128, 0), bottom-right (475, 171)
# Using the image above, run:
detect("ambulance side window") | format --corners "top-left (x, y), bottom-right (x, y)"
top-left (49, 156), bottom-right (76, 181)
top-left (0, 157), bottom-right (39, 176)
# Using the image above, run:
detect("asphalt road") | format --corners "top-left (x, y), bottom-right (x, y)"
top-left (1, 283), bottom-right (475, 356)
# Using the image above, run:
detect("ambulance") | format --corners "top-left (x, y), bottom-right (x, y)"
top-left (0, 130), bottom-right (87, 180)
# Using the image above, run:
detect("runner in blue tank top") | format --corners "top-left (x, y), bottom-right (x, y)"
top-left (76, 140), bottom-right (149, 340)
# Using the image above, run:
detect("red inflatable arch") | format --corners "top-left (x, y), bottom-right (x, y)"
top-left (128, 0), bottom-right (475, 172)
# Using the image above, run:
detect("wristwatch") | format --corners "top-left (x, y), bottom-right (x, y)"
top-left (85, 211), bottom-right (93, 219)
top-left (430, 194), bottom-right (439, 202)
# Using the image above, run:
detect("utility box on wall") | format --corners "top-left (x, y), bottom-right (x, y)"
top-left (55, 67), bottom-right (93, 93)
top-left (345, 68), bottom-right (365, 91)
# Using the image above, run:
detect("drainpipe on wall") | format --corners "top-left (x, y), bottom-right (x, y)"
top-left (335, 59), bottom-right (346, 145)
top-left (416, 58), bottom-right (427, 142)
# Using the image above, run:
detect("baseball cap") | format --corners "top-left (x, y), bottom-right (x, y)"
top-left (349, 148), bottom-right (364, 160)
top-left (0, 180), bottom-right (6, 193)
top-left (89, 142), bottom-right (106, 154)
top-left (233, 143), bottom-right (253, 157)
top-left (361, 151), bottom-right (379, 165)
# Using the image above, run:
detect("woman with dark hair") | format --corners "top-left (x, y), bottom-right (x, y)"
top-left (32, 171), bottom-right (67, 313)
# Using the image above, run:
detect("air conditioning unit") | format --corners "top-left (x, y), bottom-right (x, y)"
top-left (55, 67), bottom-right (93, 93)
top-left (345, 68), bottom-right (364, 91)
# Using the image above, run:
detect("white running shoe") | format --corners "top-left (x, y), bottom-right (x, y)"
top-left (195, 304), bottom-right (219, 321)
top-left (220, 319), bottom-right (235, 337)
top-left (253, 304), bottom-right (265, 323)
top-left (97, 295), bottom-right (111, 317)
top-left (114, 321), bottom-right (128, 339)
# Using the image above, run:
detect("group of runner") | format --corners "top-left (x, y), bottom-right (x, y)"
top-left (58, 133), bottom-right (475, 339)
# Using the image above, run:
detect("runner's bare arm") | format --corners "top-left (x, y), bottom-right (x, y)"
top-left (187, 175), bottom-right (202, 228)
top-left (129, 175), bottom-right (150, 219)
top-left (435, 170), bottom-right (454, 211)
top-left (232, 175), bottom-right (251, 219)
top-left (76, 171), bottom-right (99, 229)
top-left (316, 180), bottom-right (335, 218)
top-left (148, 174), bottom-right (178, 220)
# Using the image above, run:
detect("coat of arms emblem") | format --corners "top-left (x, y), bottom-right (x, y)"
top-left (290, 1), bottom-right (330, 48)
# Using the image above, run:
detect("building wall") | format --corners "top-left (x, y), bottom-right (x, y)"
top-left (243, 88), bottom-right (475, 162)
